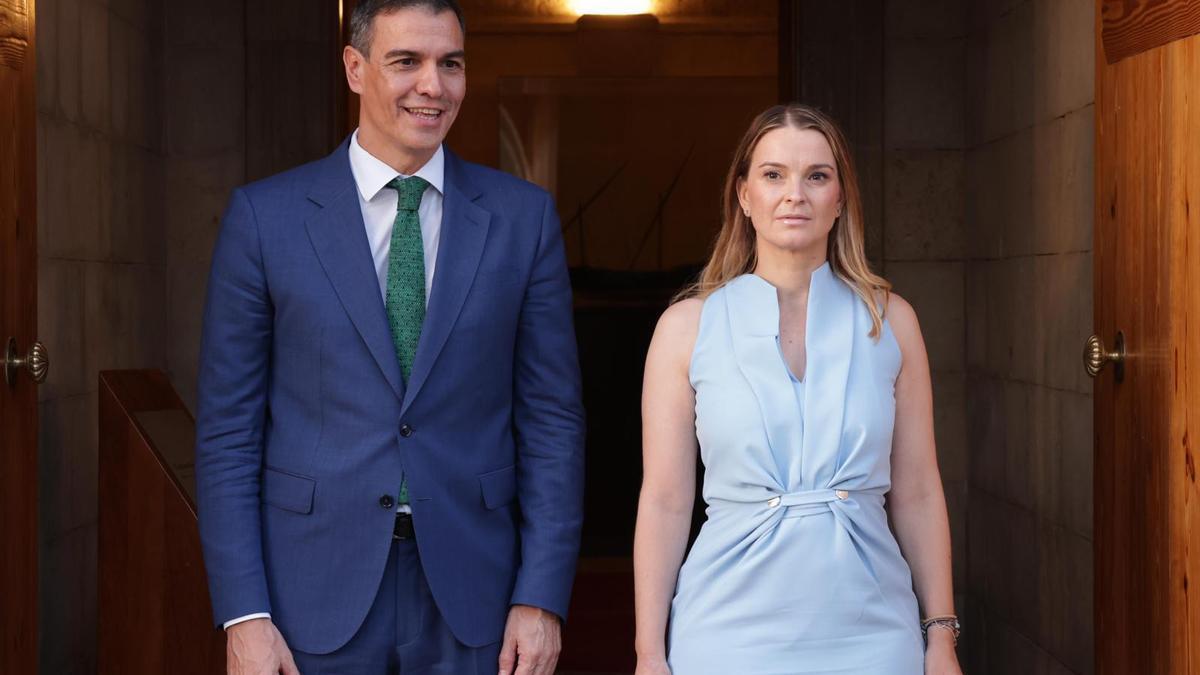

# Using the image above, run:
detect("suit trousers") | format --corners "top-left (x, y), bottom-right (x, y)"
top-left (291, 537), bottom-right (502, 674)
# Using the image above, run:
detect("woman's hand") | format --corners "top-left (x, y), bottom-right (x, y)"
top-left (924, 630), bottom-right (963, 675)
top-left (634, 654), bottom-right (673, 675)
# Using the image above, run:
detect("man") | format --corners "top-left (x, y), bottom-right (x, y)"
top-left (194, 1), bottom-right (585, 672)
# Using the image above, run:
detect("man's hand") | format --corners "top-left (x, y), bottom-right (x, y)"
top-left (226, 618), bottom-right (300, 675)
top-left (497, 604), bottom-right (561, 675)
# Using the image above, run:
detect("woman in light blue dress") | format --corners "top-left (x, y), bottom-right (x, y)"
top-left (633, 105), bottom-right (963, 675)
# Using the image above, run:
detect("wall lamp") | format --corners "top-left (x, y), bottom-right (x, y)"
top-left (569, 0), bottom-right (655, 16)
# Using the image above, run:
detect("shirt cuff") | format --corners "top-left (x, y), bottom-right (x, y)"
top-left (223, 612), bottom-right (272, 630)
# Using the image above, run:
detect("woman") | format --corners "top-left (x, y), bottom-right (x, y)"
top-left (633, 104), bottom-right (963, 675)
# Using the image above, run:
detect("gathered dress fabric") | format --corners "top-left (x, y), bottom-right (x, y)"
top-left (667, 263), bottom-right (924, 674)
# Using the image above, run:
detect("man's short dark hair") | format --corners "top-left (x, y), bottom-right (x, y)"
top-left (349, 0), bottom-right (466, 58)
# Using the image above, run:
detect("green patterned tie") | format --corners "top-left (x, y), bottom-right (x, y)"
top-left (385, 175), bottom-right (429, 508)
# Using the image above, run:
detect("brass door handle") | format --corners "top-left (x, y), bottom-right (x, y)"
top-left (1084, 332), bottom-right (1124, 380)
top-left (4, 337), bottom-right (49, 386)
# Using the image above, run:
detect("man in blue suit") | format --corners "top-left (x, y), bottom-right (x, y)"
top-left (195, 1), bottom-right (585, 672)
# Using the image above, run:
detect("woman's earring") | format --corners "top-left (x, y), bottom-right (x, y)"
top-left (743, 208), bottom-right (750, 217)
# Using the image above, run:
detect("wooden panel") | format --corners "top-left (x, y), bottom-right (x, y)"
top-left (1102, 0), bottom-right (1200, 63)
top-left (1095, 1), bottom-right (1200, 671)
top-left (0, 0), bottom-right (37, 671)
top-left (98, 370), bottom-right (225, 675)
top-left (1165, 33), bottom-right (1200, 675)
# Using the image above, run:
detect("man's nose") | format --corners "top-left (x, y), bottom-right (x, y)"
top-left (415, 62), bottom-right (443, 98)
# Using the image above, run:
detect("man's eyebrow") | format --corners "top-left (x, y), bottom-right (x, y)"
top-left (380, 49), bottom-right (466, 61)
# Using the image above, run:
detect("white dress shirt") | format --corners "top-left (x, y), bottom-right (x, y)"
top-left (223, 131), bottom-right (445, 631)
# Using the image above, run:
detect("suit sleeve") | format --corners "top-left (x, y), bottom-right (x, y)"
top-left (509, 193), bottom-right (587, 620)
top-left (194, 187), bottom-right (275, 627)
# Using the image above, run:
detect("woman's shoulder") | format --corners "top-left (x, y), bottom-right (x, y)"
top-left (882, 291), bottom-right (926, 356)
top-left (657, 297), bottom-right (705, 340)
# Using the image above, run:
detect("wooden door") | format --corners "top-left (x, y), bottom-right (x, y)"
top-left (0, 0), bottom-right (39, 672)
top-left (1094, 0), bottom-right (1200, 672)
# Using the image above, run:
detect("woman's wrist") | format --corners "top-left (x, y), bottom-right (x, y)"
top-left (924, 625), bottom-right (957, 651)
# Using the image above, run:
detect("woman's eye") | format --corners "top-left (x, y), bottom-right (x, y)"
top-left (764, 171), bottom-right (782, 180)
top-left (809, 172), bottom-right (828, 181)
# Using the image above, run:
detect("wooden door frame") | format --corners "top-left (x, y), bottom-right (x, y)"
top-left (1094, 0), bottom-right (1200, 672)
top-left (0, 0), bottom-right (39, 672)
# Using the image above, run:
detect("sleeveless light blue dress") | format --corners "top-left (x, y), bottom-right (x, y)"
top-left (667, 263), bottom-right (924, 674)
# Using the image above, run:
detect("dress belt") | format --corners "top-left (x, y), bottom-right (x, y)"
top-left (766, 488), bottom-right (850, 508)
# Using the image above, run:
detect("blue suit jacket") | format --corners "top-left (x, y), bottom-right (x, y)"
top-left (195, 139), bottom-right (585, 654)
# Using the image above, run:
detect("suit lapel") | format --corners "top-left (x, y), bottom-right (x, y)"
top-left (401, 150), bottom-right (491, 416)
top-left (304, 142), bottom-right (406, 402)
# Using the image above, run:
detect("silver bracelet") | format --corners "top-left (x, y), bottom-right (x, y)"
top-left (920, 616), bottom-right (961, 646)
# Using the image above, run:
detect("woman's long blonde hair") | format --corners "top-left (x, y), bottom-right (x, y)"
top-left (679, 103), bottom-right (891, 338)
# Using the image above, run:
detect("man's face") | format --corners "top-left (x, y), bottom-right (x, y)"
top-left (346, 7), bottom-right (466, 168)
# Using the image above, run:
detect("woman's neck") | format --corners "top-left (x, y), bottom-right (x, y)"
top-left (753, 245), bottom-right (827, 298)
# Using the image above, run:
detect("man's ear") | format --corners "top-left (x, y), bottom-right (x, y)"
top-left (344, 45), bottom-right (365, 95)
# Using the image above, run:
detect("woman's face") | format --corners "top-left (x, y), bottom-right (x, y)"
top-left (738, 126), bottom-right (843, 256)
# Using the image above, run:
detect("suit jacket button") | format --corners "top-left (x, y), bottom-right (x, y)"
top-left (400, 424), bottom-right (413, 438)
top-left (379, 495), bottom-right (395, 509)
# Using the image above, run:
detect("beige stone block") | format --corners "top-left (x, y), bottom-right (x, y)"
top-left (884, 39), bottom-right (965, 150)
top-left (108, 146), bottom-right (166, 263)
top-left (166, 154), bottom-right (244, 267)
top-left (37, 522), bottom-right (98, 675)
top-left (80, 1), bottom-right (111, 132)
top-left (166, 0), bottom-right (243, 47)
top-left (36, 0), bottom-right (58, 115)
top-left (109, 0), bottom-right (156, 31)
top-left (1006, 507), bottom-right (1041, 635)
top-left (967, 375), bottom-right (1005, 497)
top-left (965, 262), bottom-right (988, 371)
top-left (943, 478), bottom-right (968, 592)
top-left (1032, 108), bottom-right (1094, 255)
top-left (965, 143), bottom-right (1004, 259)
top-left (37, 260), bottom-right (88, 402)
top-left (972, 1), bottom-right (1034, 143)
top-left (1033, 0), bottom-right (1095, 122)
top-left (1062, 530), bottom-right (1094, 673)
top-left (246, 0), bottom-right (330, 43)
top-left (245, 42), bottom-right (335, 180)
top-left (166, 46), bottom-right (245, 156)
top-left (1000, 128), bottom-right (1035, 258)
top-left (1058, 390), bottom-right (1092, 538)
top-left (37, 393), bottom-right (99, 539)
top-left (82, 263), bottom-right (168, 382)
top-left (57, 0), bottom-right (82, 122)
top-left (886, 0), bottom-right (967, 39)
top-left (1003, 381), bottom-right (1035, 510)
top-left (42, 122), bottom-right (113, 261)
top-left (883, 149), bottom-right (965, 260)
top-left (857, 146), bottom-right (885, 267)
top-left (933, 371), bottom-right (968, 482)
top-left (1038, 252), bottom-right (1092, 393)
top-left (966, 490), bottom-right (1000, 601)
top-left (108, 15), bottom-right (132, 143)
top-left (168, 262), bottom-right (210, 415)
top-left (1027, 385), bottom-right (1062, 523)
top-left (886, 261), bottom-right (964, 373)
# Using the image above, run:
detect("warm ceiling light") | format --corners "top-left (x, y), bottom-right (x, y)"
top-left (569, 0), bottom-right (653, 15)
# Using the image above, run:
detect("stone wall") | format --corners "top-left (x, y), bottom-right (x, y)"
top-left (879, 0), bottom-right (970, 620)
top-left (963, 1), bottom-right (1094, 672)
top-left (35, 1), bottom-right (337, 671)
top-left (35, 0), bottom-right (167, 671)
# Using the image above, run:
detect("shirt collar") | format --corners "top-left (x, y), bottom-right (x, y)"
top-left (348, 129), bottom-right (445, 203)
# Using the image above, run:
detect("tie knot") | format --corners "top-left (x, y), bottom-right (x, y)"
top-left (388, 175), bottom-right (429, 211)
